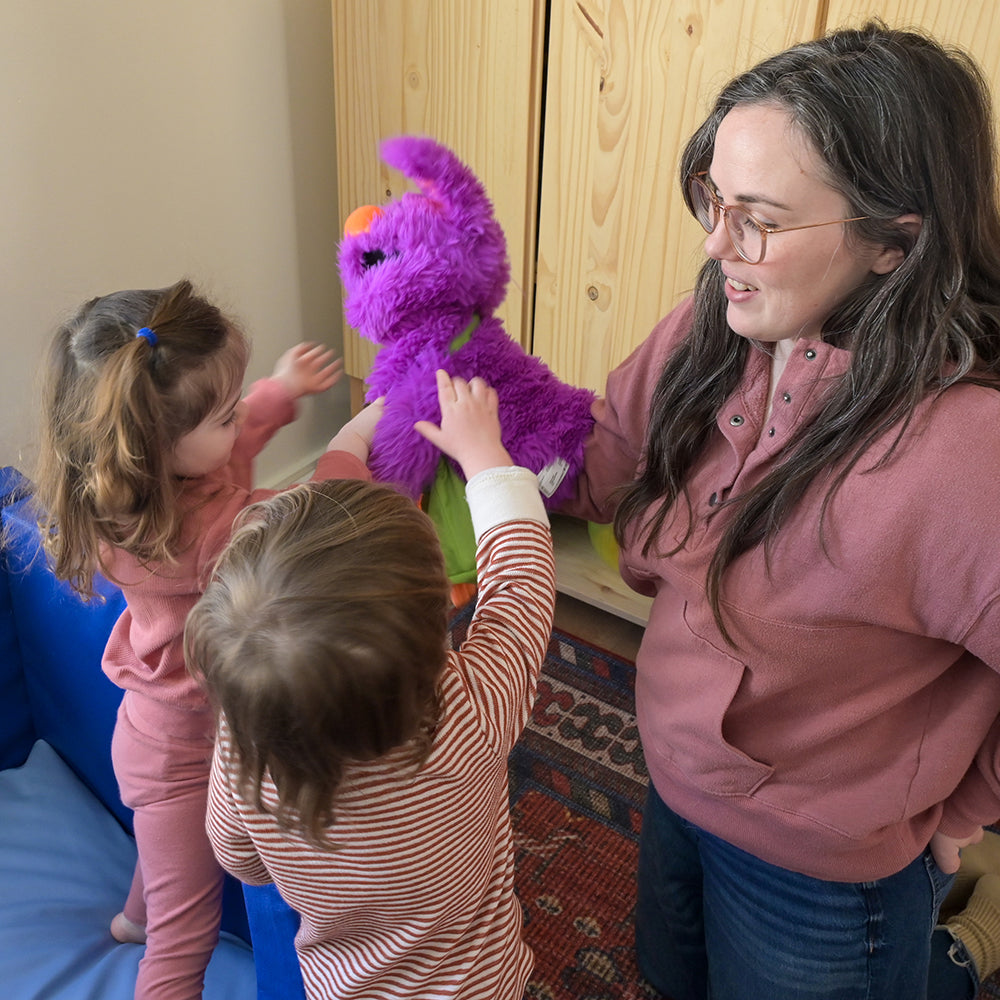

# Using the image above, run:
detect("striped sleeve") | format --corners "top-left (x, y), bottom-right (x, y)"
top-left (205, 720), bottom-right (272, 886)
top-left (450, 467), bottom-right (556, 752)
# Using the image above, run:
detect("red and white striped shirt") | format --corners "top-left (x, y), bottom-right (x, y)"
top-left (206, 467), bottom-right (555, 999)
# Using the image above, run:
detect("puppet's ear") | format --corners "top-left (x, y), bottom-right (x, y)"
top-left (379, 134), bottom-right (491, 224)
top-left (413, 179), bottom-right (443, 208)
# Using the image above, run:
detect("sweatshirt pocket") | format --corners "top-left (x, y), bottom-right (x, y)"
top-left (640, 600), bottom-right (774, 798)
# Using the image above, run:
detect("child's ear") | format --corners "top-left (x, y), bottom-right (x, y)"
top-left (871, 213), bottom-right (923, 274)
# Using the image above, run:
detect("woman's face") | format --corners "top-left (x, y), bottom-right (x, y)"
top-left (702, 103), bottom-right (891, 349)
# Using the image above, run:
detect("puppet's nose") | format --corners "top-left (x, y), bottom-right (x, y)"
top-left (344, 204), bottom-right (384, 237)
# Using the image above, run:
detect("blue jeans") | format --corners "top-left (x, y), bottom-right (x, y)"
top-left (637, 784), bottom-right (979, 1000)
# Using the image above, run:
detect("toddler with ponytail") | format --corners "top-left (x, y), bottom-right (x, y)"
top-left (33, 278), bottom-right (379, 1000)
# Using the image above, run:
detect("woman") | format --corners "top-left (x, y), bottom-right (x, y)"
top-left (566, 22), bottom-right (1000, 1000)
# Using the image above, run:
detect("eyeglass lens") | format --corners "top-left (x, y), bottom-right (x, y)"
top-left (688, 177), bottom-right (763, 263)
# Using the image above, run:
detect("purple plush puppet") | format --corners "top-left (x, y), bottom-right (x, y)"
top-left (338, 135), bottom-right (595, 588)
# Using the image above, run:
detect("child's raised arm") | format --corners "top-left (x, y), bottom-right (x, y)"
top-left (326, 397), bottom-right (384, 464)
top-left (414, 370), bottom-right (511, 480)
top-left (271, 343), bottom-right (343, 400)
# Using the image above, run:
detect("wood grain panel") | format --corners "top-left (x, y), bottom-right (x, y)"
top-left (532, 0), bottom-right (824, 391)
top-left (330, 0), bottom-right (545, 381)
top-left (824, 1), bottom-right (1000, 89)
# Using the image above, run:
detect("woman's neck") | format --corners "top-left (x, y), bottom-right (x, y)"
top-left (765, 339), bottom-right (797, 422)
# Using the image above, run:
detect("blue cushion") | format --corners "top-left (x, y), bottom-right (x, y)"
top-left (2, 495), bottom-right (129, 827)
top-left (0, 540), bottom-right (33, 771)
top-left (0, 740), bottom-right (256, 999)
top-left (0, 466), bottom-right (30, 509)
top-left (0, 483), bottom-right (251, 945)
top-left (243, 884), bottom-right (306, 1000)
top-left (0, 467), bottom-right (34, 770)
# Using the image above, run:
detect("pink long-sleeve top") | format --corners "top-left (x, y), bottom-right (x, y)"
top-left (565, 297), bottom-right (1000, 882)
top-left (101, 378), bottom-right (370, 737)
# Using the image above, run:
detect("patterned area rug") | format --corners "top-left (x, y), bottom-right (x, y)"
top-left (449, 607), bottom-right (659, 999)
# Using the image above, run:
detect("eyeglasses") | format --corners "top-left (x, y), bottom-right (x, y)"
top-left (687, 172), bottom-right (868, 265)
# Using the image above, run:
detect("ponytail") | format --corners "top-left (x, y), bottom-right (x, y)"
top-left (34, 279), bottom-right (249, 595)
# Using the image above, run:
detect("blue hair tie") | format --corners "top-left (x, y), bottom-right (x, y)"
top-left (136, 326), bottom-right (158, 346)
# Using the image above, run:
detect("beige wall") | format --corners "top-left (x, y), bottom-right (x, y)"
top-left (0, 0), bottom-right (348, 486)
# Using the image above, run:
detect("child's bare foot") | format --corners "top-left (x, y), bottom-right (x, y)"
top-left (111, 911), bottom-right (147, 944)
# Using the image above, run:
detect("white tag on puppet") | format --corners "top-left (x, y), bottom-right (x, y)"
top-left (536, 457), bottom-right (570, 498)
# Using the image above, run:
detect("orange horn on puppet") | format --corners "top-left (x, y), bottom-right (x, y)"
top-left (343, 204), bottom-right (385, 237)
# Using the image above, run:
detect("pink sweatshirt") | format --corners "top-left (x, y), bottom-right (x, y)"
top-left (566, 297), bottom-right (1000, 882)
top-left (102, 378), bottom-right (370, 735)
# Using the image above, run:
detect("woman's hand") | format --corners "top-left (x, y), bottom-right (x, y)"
top-left (930, 827), bottom-right (984, 874)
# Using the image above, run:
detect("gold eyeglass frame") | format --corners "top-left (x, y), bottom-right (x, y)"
top-left (688, 172), bottom-right (868, 264)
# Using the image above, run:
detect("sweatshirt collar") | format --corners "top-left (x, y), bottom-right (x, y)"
top-left (719, 338), bottom-right (851, 448)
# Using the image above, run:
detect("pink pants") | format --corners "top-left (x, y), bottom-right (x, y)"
top-left (112, 693), bottom-right (225, 1000)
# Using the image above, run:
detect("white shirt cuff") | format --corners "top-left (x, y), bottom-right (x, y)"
top-left (464, 466), bottom-right (548, 542)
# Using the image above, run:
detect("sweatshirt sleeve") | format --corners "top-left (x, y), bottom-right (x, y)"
top-left (938, 595), bottom-right (1000, 836)
top-left (311, 448), bottom-right (372, 483)
top-left (231, 378), bottom-right (298, 462)
top-left (938, 715), bottom-right (1000, 838)
top-left (560, 297), bottom-right (695, 522)
top-left (448, 466), bottom-right (555, 753)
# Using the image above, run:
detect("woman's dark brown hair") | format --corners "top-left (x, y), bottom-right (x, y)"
top-left (615, 22), bottom-right (1000, 641)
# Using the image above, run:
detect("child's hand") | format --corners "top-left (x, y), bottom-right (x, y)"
top-left (415, 370), bottom-right (511, 480)
top-left (326, 397), bottom-right (384, 463)
top-left (272, 343), bottom-right (343, 400)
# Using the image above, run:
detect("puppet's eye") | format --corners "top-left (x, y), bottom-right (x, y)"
top-left (361, 249), bottom-right (386, 270)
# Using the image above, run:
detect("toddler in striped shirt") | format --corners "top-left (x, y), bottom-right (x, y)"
top-left (188, 370), bottom-right (557, 999)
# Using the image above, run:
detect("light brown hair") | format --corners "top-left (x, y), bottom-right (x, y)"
top-left (186, 479), bottom-right (451, 848)
top-left (33, 279), bottom-right (249, 595)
